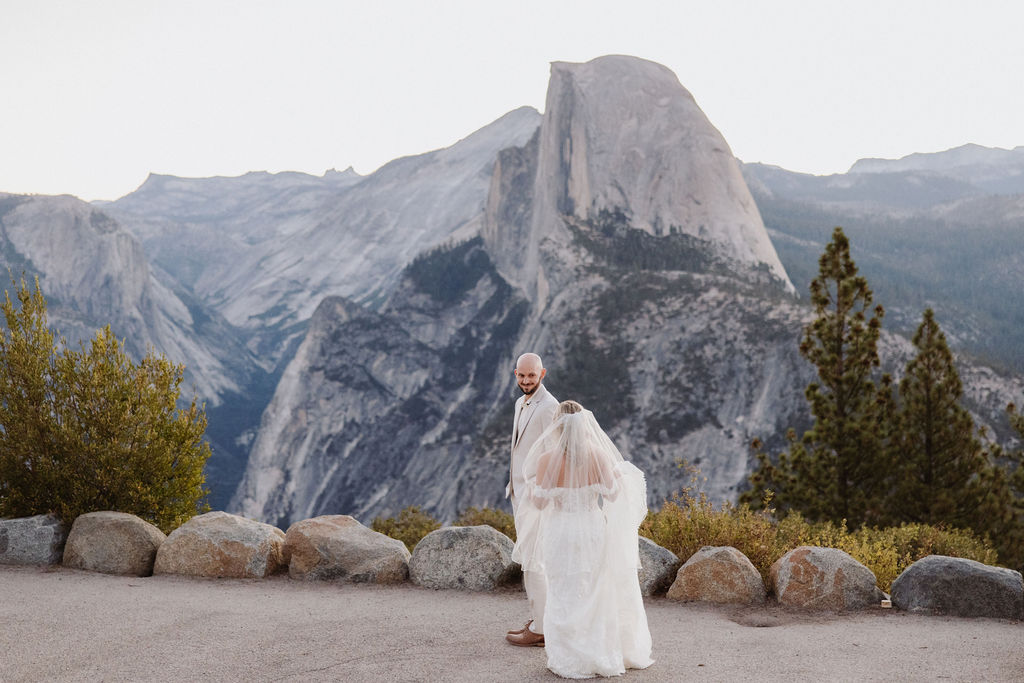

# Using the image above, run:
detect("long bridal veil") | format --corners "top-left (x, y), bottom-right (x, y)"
top-left (512, 405), bottom-right (648, 574)
top-left (511, 402), bottom-right (653, 678)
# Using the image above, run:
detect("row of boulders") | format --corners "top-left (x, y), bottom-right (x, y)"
top-left (2, 511), bottom-right (1022, 620)
top-left (662, 543), bottom-right (1023, 620)
top-left (669, 545), bottom-right (884, 610)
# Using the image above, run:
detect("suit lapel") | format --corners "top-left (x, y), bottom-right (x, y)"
top-left (511, 397), bottom-right (525, 449)
top-left (514, 404), bottom-right (533, 449)
top-left (514, 385), bottom-right (547, 448)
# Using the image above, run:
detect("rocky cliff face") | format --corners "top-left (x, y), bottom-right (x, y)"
top-left (232, 57), bottom-right (811, 525)
top-left (108, 107), bottom-right (541, 367)
top-left (235, 57), bottom-right (1024, 526)
top-left (232, 229), bottom-right (817, 527)
top-left (0, 193), bottom-right (259, 400)
top-left (232, 237), bottom-right (531, 525)
top-left (101, 107), bottom-right (540, 506)
top-left (485, 56), bottom-right (792, 301)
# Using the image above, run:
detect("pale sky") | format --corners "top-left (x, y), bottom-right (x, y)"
top-left (3, 0), bottom-right (1023, 201)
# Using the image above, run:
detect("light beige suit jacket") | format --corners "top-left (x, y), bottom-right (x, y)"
top-left (506, 383), bottom-right (559, 504)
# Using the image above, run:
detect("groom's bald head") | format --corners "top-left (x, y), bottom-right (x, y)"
top-left (514, 353), bottom-right (546, 396)
top-left (517, 352), bottom-right (543, 370)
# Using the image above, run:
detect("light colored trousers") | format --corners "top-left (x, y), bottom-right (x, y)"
top-left (523, 570), bottom-right (548, 634)
top-left (511, 493), bottom-right (548, 634)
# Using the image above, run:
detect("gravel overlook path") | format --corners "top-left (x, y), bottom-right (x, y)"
top-left (1, 565), bottom-right (1021, 682)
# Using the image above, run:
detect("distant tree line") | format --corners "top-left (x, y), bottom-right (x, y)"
top-left (406, 236), bottom-right (492, 305)
top-left (742, 228), bottom-right (1024, 570)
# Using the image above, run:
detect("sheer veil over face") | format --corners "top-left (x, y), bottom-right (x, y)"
top-left (512, 403), bottom-right (648, 575)
top-left (526, 404), bottom-right (623, 493)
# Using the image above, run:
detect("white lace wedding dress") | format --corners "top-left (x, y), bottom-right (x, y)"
top-left (513, 406), bottom-right (654, 679)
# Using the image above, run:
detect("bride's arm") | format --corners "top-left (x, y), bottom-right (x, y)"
top-left (595, 448), bottom-right (621, 501)
top-left (526, 453), bottom-right (552, 508)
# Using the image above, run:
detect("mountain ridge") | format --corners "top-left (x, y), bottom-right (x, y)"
top-left (230, 57), bottom-right (1023, 526)
top-left (3, 54), bottom-right (1020, 521)
top-left (231, 56), bottom-right (815, 525)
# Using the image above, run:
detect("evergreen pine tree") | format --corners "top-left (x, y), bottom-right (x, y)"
top-left (744, 227), bottom-right (890, 526)
top-left (988, 403), bottom-right (1024, 570)
top-left (888, 309), bottom-right (994, 528)
top-left (1008, 405), bottom-right (1024, 507)
top-left (1010, 404), bottom-right (1024, 530)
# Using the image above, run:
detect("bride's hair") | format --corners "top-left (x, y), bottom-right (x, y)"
top-left (514, 400), bottom-right (648, 578)
top-left (558, 400), bottom-right (583, 416)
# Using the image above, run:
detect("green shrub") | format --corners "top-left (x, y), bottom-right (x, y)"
top-left (371, 505), bottom-right (440, 551)
top-left (0, 277), bottom-right (210, 533)
top-left (454, 505), bottom-right (516, 541)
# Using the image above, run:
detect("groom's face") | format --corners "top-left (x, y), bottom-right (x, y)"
top-left (514, 362), bottom-right (546, 396)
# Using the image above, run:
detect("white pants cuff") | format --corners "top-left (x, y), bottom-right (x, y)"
top-left (523, 569), bottom-right (547, 634)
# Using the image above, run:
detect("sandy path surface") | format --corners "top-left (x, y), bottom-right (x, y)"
top-left (1, 565), bottom-right (1021, 682)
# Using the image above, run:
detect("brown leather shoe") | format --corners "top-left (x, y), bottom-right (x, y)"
top-left (506, 628), bottom-right (545, 647)
top-left (506, 619), bottom-right (533, 635)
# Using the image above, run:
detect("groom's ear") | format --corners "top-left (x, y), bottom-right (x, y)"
top-left (540, 368), bottom-right (547, 381)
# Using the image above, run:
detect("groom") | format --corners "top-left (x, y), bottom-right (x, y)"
top-left (505, 352), bottom-right (558, 647)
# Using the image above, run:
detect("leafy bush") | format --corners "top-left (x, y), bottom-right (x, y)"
top-left (371, 505), bottom-right (440, 552)
top-left (454, 506), bottom-right (516, 541)
top-left (0, 277), bottom-right (210, 533)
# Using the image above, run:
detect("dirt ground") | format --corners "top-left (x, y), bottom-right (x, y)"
top-left (1, 564), bottom-right (1021, 682)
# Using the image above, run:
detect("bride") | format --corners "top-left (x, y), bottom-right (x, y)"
top-left (512, 400), bottom-right (654, 679)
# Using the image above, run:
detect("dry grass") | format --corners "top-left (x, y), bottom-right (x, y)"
top-left (453, 506), bottom-right (516, 541)
top-left (639, 464), bottom-right (997, 591)
top-left (372, 505), bottom-right (517, 551)
top-left (370, 506), bottom-right (440, 552)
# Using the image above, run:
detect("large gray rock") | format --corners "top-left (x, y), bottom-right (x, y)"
top-left (770, 546), bottom-right (883, 610)
top-left (891, 555), bottom-right (1024, 619)
top-left (0, 514), bottom-right (67, 565)
top-left (62, 511), bottom-right (166, 576)
top-left (638, 537), bottom-right (680, 596)
top-left (667, 546), bottom-right (766, 605)
top-left (409, 525), bottom-right (520, 591)
top-left (154, 511), bottom-right (286, 579)
top-left (284, 515), bottom-right (410, 584)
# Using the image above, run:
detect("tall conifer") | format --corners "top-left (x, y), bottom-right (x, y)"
top-left (991, 404), bottom-right (1024, 569)
top-left (889, 309), bottom-right (991, 528)
top-left (745, 227), bottom-right (890, 526)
